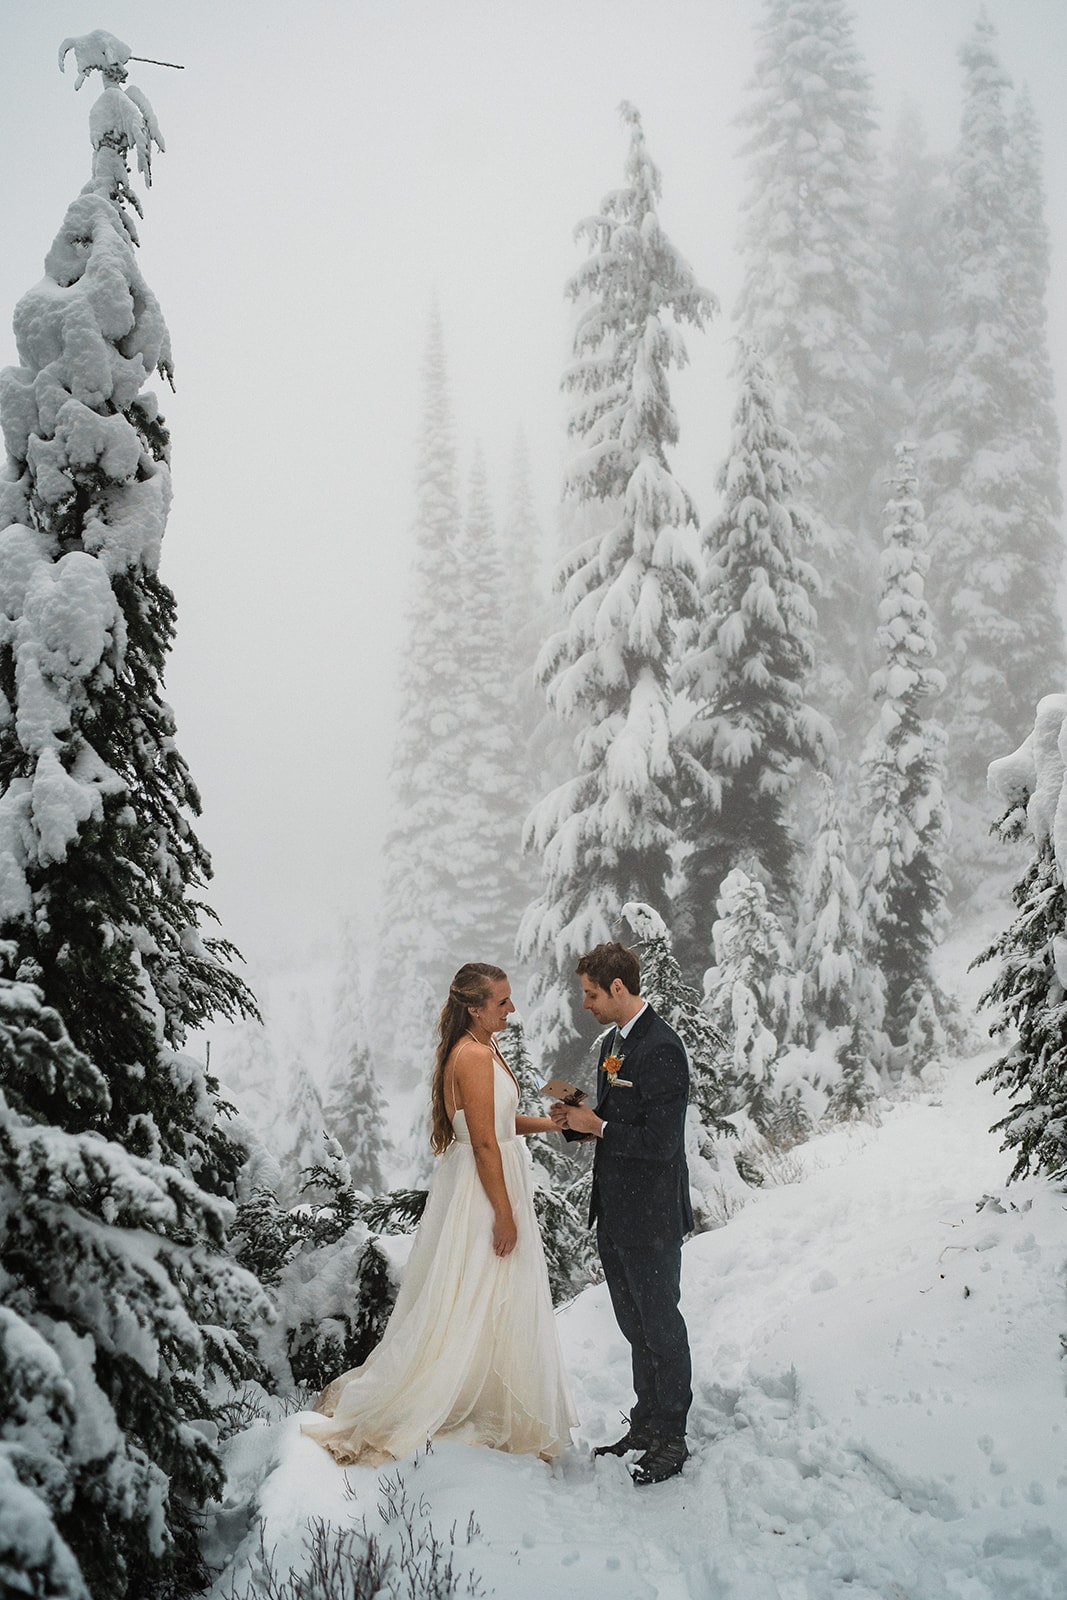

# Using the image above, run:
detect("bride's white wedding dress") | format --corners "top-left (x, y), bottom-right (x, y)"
top-left (300, 1055), bottom-right (577, 1466)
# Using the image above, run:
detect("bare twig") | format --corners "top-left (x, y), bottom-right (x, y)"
top-left (129, 55), bottom-right (185, 70)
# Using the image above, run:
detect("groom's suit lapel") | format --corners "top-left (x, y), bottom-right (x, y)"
top-left (593, 1005), bottom-right (657, 1114)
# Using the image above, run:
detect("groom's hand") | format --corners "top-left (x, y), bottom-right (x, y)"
top-left (552, 1101), bottom-right (604, 1138)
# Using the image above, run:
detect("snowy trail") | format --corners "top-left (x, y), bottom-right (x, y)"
top-left (207, 1054), bottom-right (1067, 1600)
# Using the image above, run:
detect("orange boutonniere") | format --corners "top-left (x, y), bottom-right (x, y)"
top-left (602, 1053), bottom-right (632, 1088)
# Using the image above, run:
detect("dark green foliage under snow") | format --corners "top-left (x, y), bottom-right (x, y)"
top-left (232, 1144), bottom-right (410, 1398)
top-left (977, 704), bottom-right (1067, 1184)
top-left (0, 980), bottom-right (269, 1600)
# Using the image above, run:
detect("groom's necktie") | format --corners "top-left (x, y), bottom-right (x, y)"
top-left (597, 1027), bottom-right (620, 1110)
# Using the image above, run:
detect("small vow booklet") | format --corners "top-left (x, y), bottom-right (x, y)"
top-left (540, 1076), bottom-right (586, 1105)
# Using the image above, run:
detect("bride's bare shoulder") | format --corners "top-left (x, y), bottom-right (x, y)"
top-left (451, 1037), bottom-right (494, 1078)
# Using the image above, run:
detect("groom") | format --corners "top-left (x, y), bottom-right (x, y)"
top-left (550, 942), bottom-right (693, 1486)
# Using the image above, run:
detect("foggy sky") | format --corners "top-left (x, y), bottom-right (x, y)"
top-left (0, 0), bottom-right (1065, 976)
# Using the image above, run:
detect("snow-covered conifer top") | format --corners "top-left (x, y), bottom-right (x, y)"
top-left (988, 695), bottom-right (1067, 872)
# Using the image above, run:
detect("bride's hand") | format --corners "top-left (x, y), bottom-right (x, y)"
top-left (493, 1212), bottom-right (518, 1257)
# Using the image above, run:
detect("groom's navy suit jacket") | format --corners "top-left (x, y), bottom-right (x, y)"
top-left (589, 1005), bottom-right (694, 1245)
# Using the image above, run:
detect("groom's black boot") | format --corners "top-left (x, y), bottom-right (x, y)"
top-left (631, 1435), bottom-right (689, 1486)
top-left (592, 1423), bottom-right (653, 1457)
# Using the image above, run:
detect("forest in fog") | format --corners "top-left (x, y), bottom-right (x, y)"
top-left (0, 5), bottom-right (1065, 1598)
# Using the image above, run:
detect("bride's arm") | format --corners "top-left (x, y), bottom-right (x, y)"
top-left (515, 1114), bottom-right (556, 1136)
top-left (453, 1043), bottom-right (517, 1257)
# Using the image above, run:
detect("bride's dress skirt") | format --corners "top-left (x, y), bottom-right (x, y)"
top-left (301, 1067), bottom-right (577, 1466)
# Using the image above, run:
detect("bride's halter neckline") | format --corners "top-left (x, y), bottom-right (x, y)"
top-left (465, 1027), bottom-right (507, 1060)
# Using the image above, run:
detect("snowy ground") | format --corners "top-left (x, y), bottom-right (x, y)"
top-left (203, 1036), bottom-right (1067, 1600)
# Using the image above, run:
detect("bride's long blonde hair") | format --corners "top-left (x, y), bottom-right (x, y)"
top-left (430, 962), bottom-right (507, 1155)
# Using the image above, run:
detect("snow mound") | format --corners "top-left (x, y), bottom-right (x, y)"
top-left (205, 1054), bottom-right (1067, 1599)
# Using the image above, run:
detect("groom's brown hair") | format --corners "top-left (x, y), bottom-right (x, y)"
top-left (576, 941), bottom-right (640, 996)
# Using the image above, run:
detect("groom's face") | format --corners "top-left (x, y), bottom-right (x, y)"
top-left (579, 975), bottom-right (621, 1025)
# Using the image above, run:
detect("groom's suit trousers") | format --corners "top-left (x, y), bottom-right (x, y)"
top-left (597, 1226), bottom-right (692, 1438)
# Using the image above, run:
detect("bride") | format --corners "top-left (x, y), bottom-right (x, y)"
top-left (301, 962), bottom-right (578, 1465)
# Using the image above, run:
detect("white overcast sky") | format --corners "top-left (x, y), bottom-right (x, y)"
top-left (0, 0), bottom-right (1064, 974)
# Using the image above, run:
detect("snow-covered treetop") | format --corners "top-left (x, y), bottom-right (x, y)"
top-left (59, 29), bottom-right (132, 86)
top-left (564, 100), bottom-right (716, 503)
top-left (621, 900), bottom-right (668, 942)
top-left (59, 30), bottom-right (165, 216)
top-left (988, 695), bottom-right (1067, 872)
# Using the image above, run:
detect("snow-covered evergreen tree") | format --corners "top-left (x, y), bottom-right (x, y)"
top-left (499, 432), bottom-right (550, 990)
top-left (0, 32), bottom-right (257, 1189)
top-left (859, 445), bottom-right (948, 1053)
top-left (703, 869), bottom-right (801, 1132)
top-left (0, 41), bottom-right (270, 1594)
top-left (826, 1017), bottom-right (875, 1121)
top-left (501, 430), bottom-right (550, 753)
top-left (674, 339), bottom-right (833, 976)
top-left (1007, 89), bottom-right (1062, 525)
top-left (373, 311), bottom-right (466, 1090)
top-left (446, 447), bottom-right (530, 959)
top-left (0, 978), bottom-right (268, 1600)
top-left (735, 0), bottom-right (887, 728)
top-left (276, 1048), bottom-right (327, 1204)
top-left (322, 922), bottom-right (388, 1195)
top-left (919, 17), bottom-right (1065, 901)
top-left (977, 695), bottom-right (1067, 1183)
top-left (793, 772), bottom-right (865, 1043)
top-left (521, 103), bottom-right (716, 1065)
top-left (621, 900), bottom-right (735, 1139)
top-left (882, 102), bottom-right (947, 431)
top-left (233, 1138), bottom-right (401, 1397)
top-left (213, 1017), bottom-right (281, 1147)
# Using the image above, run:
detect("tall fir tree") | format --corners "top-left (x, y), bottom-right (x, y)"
top-left (881, 102), bottom-right (947, 432)
top-left (521, 102), bottom-right (716, 1065)
top-left (275, 1036), bottom-right (327, 1205)
top-left (977, 695), bottom-right (1067, 1183)
top-left (0, 34), bottom-right (267, 1598)
top-left (919, 17), bottom-right (1065, 902)
top-left (735, 0), bottom-right (887, 733)
top-left (373, 310), bottom-right (466, 1091)
top-left (793, 772), bottom-right (865, 1044)
top-left (447, 447), bottom-right (530, 960)
top-left (703, 868), bottom-right (801, 1133)
top-left (859, 445), bottom-right (948, 1055)
top-left (501, 429), bottom-right (550, 754)
top-left (674, 339), bottom-right (833, 977)
top-left (322, 920), bottom-right (388, 1195)
top-left (0, 33), bottom-right (257, 1187)
top-left (1007, 89), bottom-right (1062, 524)
top-left (500, 431), bottom-right (549, 991)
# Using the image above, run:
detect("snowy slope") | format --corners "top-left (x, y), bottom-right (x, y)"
top-left (205, 1049), bottom-right (1066, 1600)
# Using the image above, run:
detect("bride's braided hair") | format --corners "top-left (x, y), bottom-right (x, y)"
top-left (430, 962), bottom-right (508, 1155)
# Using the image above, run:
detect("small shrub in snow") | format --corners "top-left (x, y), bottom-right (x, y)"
top-left (221, 1460), bottom-right (485, 1600)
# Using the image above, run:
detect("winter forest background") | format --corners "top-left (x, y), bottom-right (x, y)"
top-left (2, 2), bottom-right (1067, 1597)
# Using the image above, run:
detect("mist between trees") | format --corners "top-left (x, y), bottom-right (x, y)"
top-left (1, 9), bottom-right (1065, 1600)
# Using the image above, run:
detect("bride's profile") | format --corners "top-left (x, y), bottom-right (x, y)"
top-left (300, 962), bottom-right (577, 1465)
